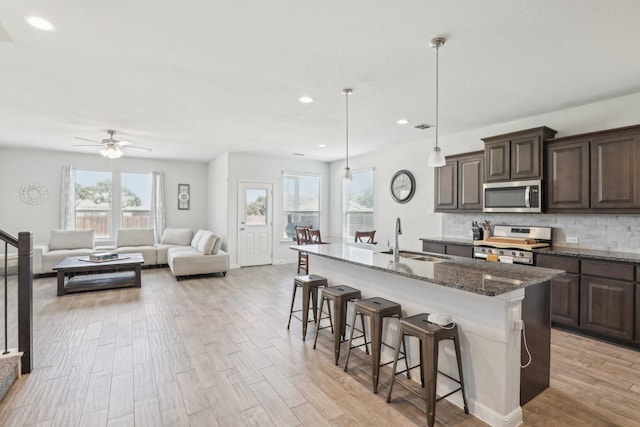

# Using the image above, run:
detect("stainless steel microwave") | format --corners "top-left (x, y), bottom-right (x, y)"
top-left (483, 179), bottom-right (542, 213)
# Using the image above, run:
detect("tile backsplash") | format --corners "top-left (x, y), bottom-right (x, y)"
top-left (443, 213), bottom-right (640, 253)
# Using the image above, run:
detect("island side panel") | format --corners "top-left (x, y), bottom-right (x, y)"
top-left (520, 280), bottom-right (551, 405)
top-left (310, 253), bottom-right (526, 427)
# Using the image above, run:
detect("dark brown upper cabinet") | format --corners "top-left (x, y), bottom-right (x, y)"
top-left (545, 138), bottom-right (590, 211)
top-left (483, 127), bottom-right (557, 182)
top-left (591, 129), bottom-right (640, 209)
top-left (544, 124), bottom-right (640, 213)
top-left (434, 151), bottom-right (483, 212)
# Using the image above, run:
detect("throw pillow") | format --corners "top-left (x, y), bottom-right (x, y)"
top-left (191, 230), bottom-right (205, 248)
top-left (161, 228), bottom-right (192, 246)
top-left (197, 231), bottom-right (215, 254)
top-left (210, 234), bottom-right (222, 254)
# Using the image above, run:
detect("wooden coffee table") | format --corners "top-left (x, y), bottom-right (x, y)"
top-left (53, 253), bottom-right (144, 296)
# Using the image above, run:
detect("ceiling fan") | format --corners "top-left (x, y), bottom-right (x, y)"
top-left (73, 129), bottom-right (152, 158)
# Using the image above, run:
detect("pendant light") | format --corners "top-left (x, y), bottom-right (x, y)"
top-left (428, 37), bottom-right (446, 167)
top-left (343, 88), bottom-right (353, 180)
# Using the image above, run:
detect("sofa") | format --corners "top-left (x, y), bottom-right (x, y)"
top-left (33, 229), bottom-right (95, 274)
top-left (167, 230), bottom-right (229, 280)
top-left (34, 228), bottom-right (229, 280)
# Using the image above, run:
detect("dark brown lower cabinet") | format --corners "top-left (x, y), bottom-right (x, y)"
top-left (445, 243), bottom-right (473, 258)
top-left (580, 276), bottom-right (634, 341)
top-left (636, 284), bottom-right (640, 343)
top-left (535, 254), bottom-right (580, 327)
top-left (420, 241), bottom-right (472, 258)
top-left (550, 274), bottom-right (580, 327)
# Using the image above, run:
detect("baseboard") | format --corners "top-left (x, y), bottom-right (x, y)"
top-left (437, 382), bottom-right (523, 427)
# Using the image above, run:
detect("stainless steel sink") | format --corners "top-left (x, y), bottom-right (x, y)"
top-left (379, 250), bottom-right (448, 262)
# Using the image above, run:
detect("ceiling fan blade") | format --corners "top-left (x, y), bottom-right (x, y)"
top-left (124, 145), bottom-right (152, 152)
top-left (117, 140), bottom-right (133, 146)
top-left (72, 144), bottom-right (102, 147)
top-left (74, 136), bottom-right (101, 143)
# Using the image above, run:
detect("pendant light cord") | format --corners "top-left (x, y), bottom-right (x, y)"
top-left (434, 43), bottom-right (439, 150)
top-left (345, 89), bottom-right (349, 169)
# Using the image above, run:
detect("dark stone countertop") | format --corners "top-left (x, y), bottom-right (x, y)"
top-left (292, 243), bottom-right (564, 297)
top-left (535, 246), bottom-right (640, 264)
top-left (419, 236), bottom-right (475, 246)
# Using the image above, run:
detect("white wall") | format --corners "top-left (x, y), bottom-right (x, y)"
top-left (330, 91), bottom-right (640, 250)
top-left (0, 147), bottom-right (208, 244)
top-left (222, 152), bottom-right (330, 267)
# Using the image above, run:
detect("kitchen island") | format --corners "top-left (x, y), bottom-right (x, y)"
top-left (291, 243), bottom-right (564, 427)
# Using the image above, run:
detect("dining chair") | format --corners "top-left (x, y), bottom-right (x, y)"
top-left (295, 226), bottom-right (311, 273)
top-left (307, 229), bottom-right (323, 244)
top-left (354, 230), bottom-right (377, 244)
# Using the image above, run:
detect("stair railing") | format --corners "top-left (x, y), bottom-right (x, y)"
top-left (0, 229), bottom-right (33, 374)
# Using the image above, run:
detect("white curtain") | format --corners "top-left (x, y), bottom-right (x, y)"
top-left (151, 171), bottom-right (165, 243)
top-left (60, 165), bottom-right (76, 229)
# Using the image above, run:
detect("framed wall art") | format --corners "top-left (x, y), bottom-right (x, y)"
top-left (178, 184), bottom-right (190, 210)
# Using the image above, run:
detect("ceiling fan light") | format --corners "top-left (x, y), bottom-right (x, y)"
top-left (100, 146), bottom-right (123, 159)
top-left (428, 146), bottom-right (446, 167)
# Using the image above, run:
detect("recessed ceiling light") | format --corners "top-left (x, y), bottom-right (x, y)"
top-left (318, 144), bottom-right (327, 148)
top-left (397, 119), bottom-right (409, 125)
top-left (298, 96), bottom-right (314, 104)
top-left (24, 16), bottom-right (56, 32)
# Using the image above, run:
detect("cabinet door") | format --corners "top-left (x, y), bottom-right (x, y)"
top-left (511, 133), bottom-right (541, 179)
top-left (484, 139), bottom-right (510, 182)
top-left (580, 276), bottom-right (634, 341)
top-left (545, 140), bottom-right (590, 210)
top-left (445, 244), bottom-right (472, 258)
top-left (636, 284), bottom-right (640, 343)
top-left (434, 160), bottom-right (457, 211)
top-left (422, 242), bottom-right (446, 254)
top-left (536, 254), bottom-right (580, 327)
top-left (550, 274), bottom-right (580, 327)
top-left (458, 154), bottom-right (484, 211)
top-left (590, 131), bottom-right (640, 209)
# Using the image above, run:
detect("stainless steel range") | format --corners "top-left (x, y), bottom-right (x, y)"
top-left (472, 225), bottom-right (552, 265)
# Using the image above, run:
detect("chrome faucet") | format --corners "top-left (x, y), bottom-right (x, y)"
top-left (394, 217), bottom-right (402, 265)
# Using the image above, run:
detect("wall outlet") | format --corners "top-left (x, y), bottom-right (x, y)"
top-left (509, 306), bottom-right (522, 330)
top-left (566, 236), bottom-right (579, 244)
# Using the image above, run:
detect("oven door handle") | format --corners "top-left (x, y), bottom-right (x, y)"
top-left (524, 185), bottom-right (531, 208)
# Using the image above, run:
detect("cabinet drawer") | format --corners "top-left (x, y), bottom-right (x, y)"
top-left (581, 260), bottom-right (634, 281)
top-left (446, 244), bottom-right (473, 258)
top-left (422, 242), bottom-right (446, 254)
top-left (536, 254), bottom-right (579, 273)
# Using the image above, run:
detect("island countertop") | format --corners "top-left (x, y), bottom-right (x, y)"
top-left (292, 243), bottom-right (564, 297)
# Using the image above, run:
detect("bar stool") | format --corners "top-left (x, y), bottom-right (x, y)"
top-left (344, 297), bottom-right (409, 393)
top-left (313, 285), bottom-right (364, 365)
top-left (287, 274), bottom-right (328, 340)
top-left (386, 313), bottom-right (469, 427)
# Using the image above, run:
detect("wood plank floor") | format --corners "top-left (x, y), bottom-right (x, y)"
top-left (1, 264), bottom-right (639, 426)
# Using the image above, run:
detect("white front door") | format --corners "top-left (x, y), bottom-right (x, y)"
top-left (238, 181), bottom-right (273, 267)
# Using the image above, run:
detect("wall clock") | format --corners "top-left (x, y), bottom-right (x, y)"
top-left (390, 170), bottom-right (416, 204)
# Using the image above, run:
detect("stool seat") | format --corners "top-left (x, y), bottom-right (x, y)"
top-left (287, 275), bottom-right (328, 340)
top-left (313, 285), bottom-right (362, 364)
top-left (344, 297), bottom-right (408, 393)
top-left (386, 313), bottom-right (469, 427)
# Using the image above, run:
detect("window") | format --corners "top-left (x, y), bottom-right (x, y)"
top-left (75, 170), bottom-right (152, 238)
top-left (282, 172), bottom-right (321, 240)
top-left (121, 173), bottom-right (152, 229)
top-left (75, 170), bottom-right (112, 238)
top-left (344, 169), bottom-right (374, 239)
